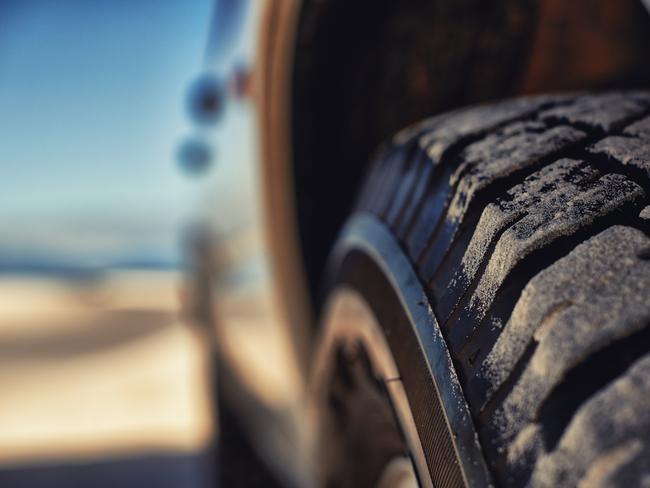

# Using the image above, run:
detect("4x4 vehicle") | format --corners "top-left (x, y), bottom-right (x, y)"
top-left (195, 1), bottom-right (650, 486)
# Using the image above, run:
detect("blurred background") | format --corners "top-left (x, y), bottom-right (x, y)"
top-left (0, 1), bottom-right (262, 486)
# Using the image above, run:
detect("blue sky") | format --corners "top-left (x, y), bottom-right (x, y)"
top-left (0, 0), bottom-right (214, 268)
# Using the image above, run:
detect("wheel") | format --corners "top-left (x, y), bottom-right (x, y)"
top-left (313, 92), bottom-right (650, 487)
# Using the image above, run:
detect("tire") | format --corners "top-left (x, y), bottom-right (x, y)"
top-left (323, 92), bottom-right (650, 487)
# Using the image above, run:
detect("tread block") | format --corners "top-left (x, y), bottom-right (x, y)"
top-left (394, 96), bottom-right (557, 160)
top-left (530, 353), bottom-right (650, 487)
top-left (540, 93), bottom-right (650, 132)
top-left (480, 226), bottom-right (650, 455)
top-left (590, 116), bottom-right (650, 181)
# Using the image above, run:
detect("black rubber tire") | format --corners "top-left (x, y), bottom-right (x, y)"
top-left (352, 92), bottom-right (650, 487)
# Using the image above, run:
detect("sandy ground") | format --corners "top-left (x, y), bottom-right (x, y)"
top-left (0, 271), bottom-right (215, 486)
